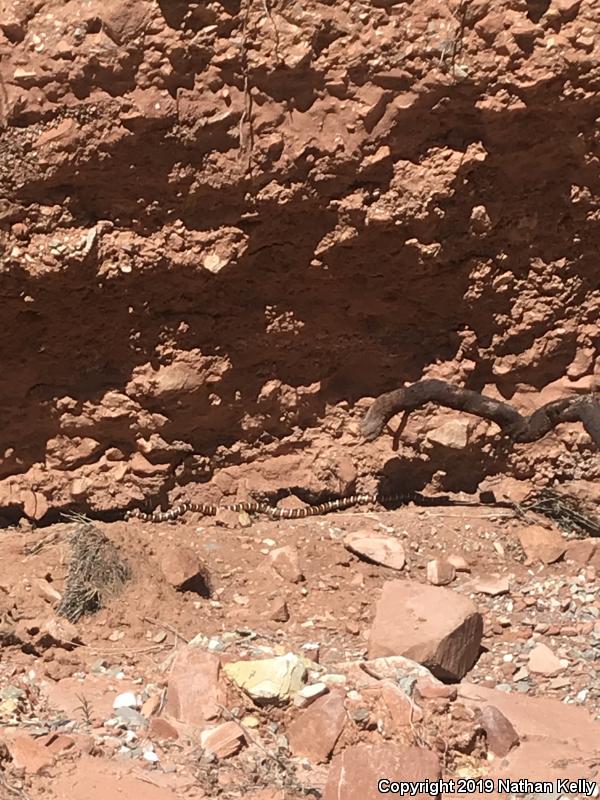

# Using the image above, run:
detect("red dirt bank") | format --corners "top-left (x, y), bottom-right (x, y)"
top-left (0, 0), bottom-right (599, 521)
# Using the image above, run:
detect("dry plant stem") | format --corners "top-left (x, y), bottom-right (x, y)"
top-left (217, 704), bottom-right (286, 767)
top-left (0, 772), bottom-right (32, 800)
top-left (88, 644), bottom-right (166, 655)
top-left (141, 615), bottom-right (189, 644)
top-left (23, 531), bottom-right (61, 556)
top-left (420, 511), bottom-right (516, 519)
top-left (261, 0), bottom-right (281, 63)
top-left (0, 63), bottom-right (7, 129)
top-left (238, 0), bottom-right (254, 170)
top-left (360, 378), bottom-right (600, 446)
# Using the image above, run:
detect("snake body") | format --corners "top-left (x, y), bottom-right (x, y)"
top-left (126, 492), bottom-right (412, 523)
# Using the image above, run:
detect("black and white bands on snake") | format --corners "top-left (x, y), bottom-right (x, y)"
top-left (126, 493), bottom-right (413, 523)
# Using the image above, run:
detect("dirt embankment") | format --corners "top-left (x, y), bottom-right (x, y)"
top-left (0, 0), bottom-right (599, 523)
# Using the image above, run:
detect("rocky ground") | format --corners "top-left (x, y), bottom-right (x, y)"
top-left (0, 482), bottom-right (599, 799)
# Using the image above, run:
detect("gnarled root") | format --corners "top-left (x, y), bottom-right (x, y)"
top-left (360, 378), bottom-right (600, 447)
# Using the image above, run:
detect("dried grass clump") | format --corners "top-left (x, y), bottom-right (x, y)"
top-left (57, 515), bottom-right (131, 623)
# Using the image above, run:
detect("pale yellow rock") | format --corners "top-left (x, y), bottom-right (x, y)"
top-left (224, 653), bottom-right (306, 702)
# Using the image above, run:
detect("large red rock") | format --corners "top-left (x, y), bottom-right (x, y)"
top-left (565, 538), bottom-right (597, 564)
top-left (268, 545), bottom-right (304, 583)
top-left (477, 705), bottom-right (519, 757)
top-left (368, 580), bottom-right (483, 680)
top-left (159, 545), bottom-right (209, 592)
top-left (518, 525), bottom-right (565, 564)
top-left (324, 743), bottom-right (441, 800)
top-left (9, 734), bottom-right (53, 774)
top-left (164, 646), bottom-right (223, 727)
top-left (287, 691), bottom-right (346, 763)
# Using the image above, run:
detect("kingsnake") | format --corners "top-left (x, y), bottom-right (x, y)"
top-left (125, 492), bottom-right (414, 523)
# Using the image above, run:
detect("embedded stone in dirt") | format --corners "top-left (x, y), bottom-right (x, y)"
top-left (159, 545), bottom-right (211, 596)
top-left (114, 707), bottom-right (147, 728)
top-left (343, 531), bottom-right (406, 571)
top-left (200, 721), bottom-right (245, 758)
top-left (38, 732), bottom-right (75, 756)
top-left (326, 659), bottom-right (378, 690)
top-left (215, 508), bottom-right (243, 528)
top-left (9, 734), bottom-right (54, 774)
top-left (43, 675), bottom-right (140, 724)
top-left (141, 695), bottom-right (161, 718)
top-left (46, 434), bottom-right (103, 471)
top-left (426, 558), bottom-right (456, 585)
top-left (164, 646), bottom-right (223, 726)
top-left (362, 655), bottom-right (443, 686)
top-left (517, 525), bottom-right (566, 564)
top-left (268, 597), bottom-right (290, 622)
top-left (324, 743), bottom-right (441, 800)
top-left (527, 643), bottom-right (563, 676)
top-left (447, 554), bottom-right (471, 572)
top-left (466, 575), bottom-right (510, 596)
top-left (36, 616), bottom-right (81, 649)
top-left (363, 679), bottom-right (420, 733)
top-left (268, 545), bottom-right (304, 583)
top-left (368, 580), bottom-right (483, 681)
top-left (34, 578), bottom-right (62, 605)
top-left (565, 538), bottom-right (597, 564)
top-left (426, 419), bottom-right (471, 449)
top-left (287, 691), bottom-right (346, 763)
top-left (148, 716), bottom-right (179, 741)
top-left (478, 704), bottom-right (519, 757)
top-left (414, 678), bottom-right (457, 700)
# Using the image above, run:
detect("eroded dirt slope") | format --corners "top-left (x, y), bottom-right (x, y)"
top-left (0, 0), bottom-right (599, 521)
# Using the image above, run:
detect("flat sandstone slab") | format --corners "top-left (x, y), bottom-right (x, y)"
top-left (368, 580), bottom-right (483, 681)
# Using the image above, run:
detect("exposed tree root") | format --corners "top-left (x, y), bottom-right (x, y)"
top-left (360, 379), bottom-right (600, 447)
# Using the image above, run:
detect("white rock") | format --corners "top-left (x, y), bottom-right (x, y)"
top-left (293, 682), bottom-right (329, 707)
top-left (320, 673), bottom-right (347, 686)
top-left (112, 691), bottom-right (139, 710)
